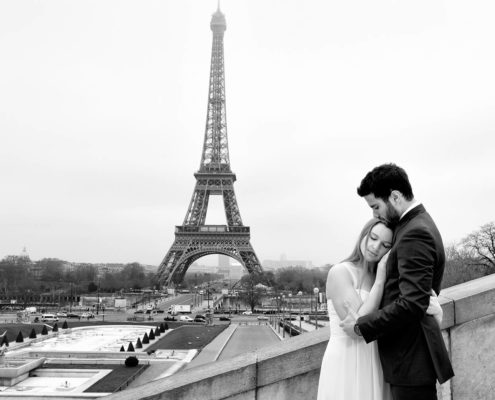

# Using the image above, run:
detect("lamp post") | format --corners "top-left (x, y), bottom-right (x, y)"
top-left (297, 291), bottom-right (302, 333)
top-left (270, 297), bottom-right (275, 328)
top-left (313, 287), bottom-right (320, 330)
top-left (207, 281), bottom-right (210, 311)
top-left (282, 295), bottom-right (286, 338)
top-left (69, 282), bottom-right (73, 313)
top-left (288, 293), bottom-right (292, 337)
top-left (96, 280), bottom-right (100, 315)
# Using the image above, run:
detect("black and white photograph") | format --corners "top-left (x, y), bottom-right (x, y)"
top-left (0, 1), bottom-right (493, 399)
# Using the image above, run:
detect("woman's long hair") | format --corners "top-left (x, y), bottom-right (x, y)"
top-left (342, 218), bottom-right (385, 282)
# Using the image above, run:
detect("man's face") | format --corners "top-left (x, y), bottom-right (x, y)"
top-left (363, 193), bottom-right (401, 226)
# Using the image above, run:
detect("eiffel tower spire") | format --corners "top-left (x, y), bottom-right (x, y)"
top-left (201, 3), bottom-right (229, 172)
top-left (157, 6), bottom-right (262, 288)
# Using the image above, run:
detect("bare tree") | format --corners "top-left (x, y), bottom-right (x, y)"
top-left (461, 222), bottom-right (495, 270)
top-left (238, 273), bottom-right (267, 312)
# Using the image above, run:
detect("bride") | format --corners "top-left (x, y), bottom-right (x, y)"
top-left (317, 218), bottom-right (442, 400)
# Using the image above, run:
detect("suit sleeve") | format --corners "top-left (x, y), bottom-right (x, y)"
top-left (357, 227), bottom-right (436, 343)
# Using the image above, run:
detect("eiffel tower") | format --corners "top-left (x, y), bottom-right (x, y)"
top-left (157, 4), bottom-right (262, 288)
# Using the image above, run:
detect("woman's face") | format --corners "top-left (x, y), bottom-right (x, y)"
top-left (360, 223), bottom-right (393, 262)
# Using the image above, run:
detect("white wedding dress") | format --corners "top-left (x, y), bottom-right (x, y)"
top-left (317, 262), bottom-right (392, 400)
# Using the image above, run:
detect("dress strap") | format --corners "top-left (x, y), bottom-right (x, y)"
top-left (341, 262), bottom-right (359, 289)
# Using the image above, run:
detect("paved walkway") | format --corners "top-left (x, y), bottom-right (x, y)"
top-left (217, 324), bottom-right (280, 360)
top-left (184, 324), bottom-right (237, 369)
top-left (185, 317), bottom-right (329, 367)
top-left (127, 359), bottom-right (187, 388)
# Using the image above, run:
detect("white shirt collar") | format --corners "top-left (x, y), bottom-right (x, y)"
top-left (400, 200), bottom-right (421, 220)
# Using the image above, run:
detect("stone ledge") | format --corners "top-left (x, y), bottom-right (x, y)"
top-left (441, 274), bottom-right (495, 325)
top-left (438, 295), bottom-right (455, 329)
top-left (256, 329), bottom-right (328, 387)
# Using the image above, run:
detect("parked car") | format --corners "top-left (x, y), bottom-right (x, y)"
top-left (219, 316), bottom-right (231, 321)
top-left (81, 312), bottom-right (95, 319)
top-left (179, 315), bottom-right (194, 322)
top-left (41, 314), bottom-right (59, 322)
top-left (134, 310), bottom-right (144, 314)
top-left (56, 312), bottom-right (67, 318)
top-left (242, 310), bottom-right (252, 315)
top-left (66, 313), bottom-right (80, 319)
top-left (257, 316), bottom-right (269, 320)
top-left (194, 315), bottom-right (206, 323)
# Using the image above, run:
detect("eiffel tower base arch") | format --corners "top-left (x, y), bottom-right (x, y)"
top-left (157, 226), bottom-right (262, 288)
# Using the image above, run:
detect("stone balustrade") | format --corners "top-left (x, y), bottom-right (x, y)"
top-left (104, 274), bottom-right (495, 400)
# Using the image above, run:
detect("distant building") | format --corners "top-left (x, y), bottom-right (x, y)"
top-left (262, 254), bottom-right (313, 271)
top-left (216, 262), bottom-right (244, 280)
top-left (218, 255), bottom-right (230, 268)
top-left (141, 264), bottom-right (158, 274)
top-left (187, 262), bottom-right (218, 274)
top-left (19, 247), bottom-right (30, 260)
top-left (92, 263), bottom-right (156, 278)
top-left (18, 247), bottom-right (43, 280)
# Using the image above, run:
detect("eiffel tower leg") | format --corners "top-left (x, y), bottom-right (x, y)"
top-left (157, 239), bottom-right (203, 288)
top-left (239, 249), bottom-right (263, 274)
top-left (223, 189), bottom-right (242, 226)
top-left (157, 242), bottom-right (184, 288)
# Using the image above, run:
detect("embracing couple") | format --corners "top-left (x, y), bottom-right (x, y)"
top-left (317, 163), bottom-right (454, 400)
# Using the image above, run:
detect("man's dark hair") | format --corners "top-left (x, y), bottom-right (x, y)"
top-left (357, 163), bottom-right (414, 201)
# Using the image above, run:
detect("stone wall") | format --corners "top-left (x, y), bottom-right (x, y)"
top-left (439, 274), bottom-right (495, 400)
top-left (105, 274), bottom-right (495, 400)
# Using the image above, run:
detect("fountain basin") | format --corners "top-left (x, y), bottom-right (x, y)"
top-left (0, 368), bottom-right (112, 395)
top-left (0, 358), bottom-right (46, 386)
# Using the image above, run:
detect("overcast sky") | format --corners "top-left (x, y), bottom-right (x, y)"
top-left (1, 0), bottom-right (494, 268)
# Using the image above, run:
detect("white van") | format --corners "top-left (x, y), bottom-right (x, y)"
top-left (41, 314), bottom-right (59, 322)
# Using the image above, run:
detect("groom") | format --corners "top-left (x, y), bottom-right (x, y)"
top-left (341, 163), bottom-right (454, 400)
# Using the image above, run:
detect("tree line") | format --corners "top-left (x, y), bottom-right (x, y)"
top-left (1, 221), bottom-right (493, 299)
top-left (0, 257), bottom-right (156, 298)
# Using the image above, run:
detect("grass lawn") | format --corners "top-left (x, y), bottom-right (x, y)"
top-left (146, 324), bottom-right (228, 351)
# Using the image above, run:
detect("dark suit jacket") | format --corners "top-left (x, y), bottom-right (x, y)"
top-left (357, 204), bottom-right (454, 385)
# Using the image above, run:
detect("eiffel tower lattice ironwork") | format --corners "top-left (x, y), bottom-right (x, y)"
top-left (157, 5), bottom-right (262, 288)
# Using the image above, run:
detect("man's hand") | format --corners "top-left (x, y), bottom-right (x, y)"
top-left (427, 289), bottom-right (443, 327)
top-left (339, 301), bottom-right (361, 339)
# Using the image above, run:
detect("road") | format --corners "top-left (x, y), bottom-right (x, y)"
top-left (0, 294), bottom-right (200, 324)
top-left (216, 323), bottom-right (281, 360)
top-left (154, 294), bottom-right (194, 311)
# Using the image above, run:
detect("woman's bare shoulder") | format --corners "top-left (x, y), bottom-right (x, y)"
top-left (328, 262), bottom-right (355, 279)
top-left (326, 262), bottom-right (358, 300)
